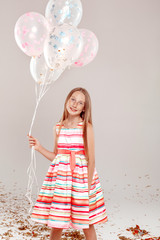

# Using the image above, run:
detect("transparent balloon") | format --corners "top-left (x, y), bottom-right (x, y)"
top-left (45, 0), bottom-right (82, 28)
top-left (44, 23), bottom-right (83, 70)
top-left (14, 12), bottom-right (49, 57)
top-left (71, 29), bottom-right (99, 67)
top-left (30, 54), bottom-right (64, 84)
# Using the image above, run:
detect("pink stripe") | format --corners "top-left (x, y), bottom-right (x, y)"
top-left (59, 134), bottom-right (83, 137)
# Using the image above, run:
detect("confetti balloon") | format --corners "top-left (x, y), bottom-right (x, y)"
top-left (45, 0), bottom-right (83, 27)
top-left (71, 29), bottom-right (99, 67)
top-left (30, 54), bottom-right (64, 84)
top-left (44, 23), bottom-right (83, 69)
top-left (14, 12), bottom-right (49, 57)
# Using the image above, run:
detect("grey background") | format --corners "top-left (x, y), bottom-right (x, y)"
top-left (1, 0), bottom-right (160, 197)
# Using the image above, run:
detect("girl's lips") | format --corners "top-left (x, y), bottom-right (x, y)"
top-left (70, 107), bottom-right (77, 112)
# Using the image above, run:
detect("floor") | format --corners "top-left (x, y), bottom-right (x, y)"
top-left (0, 174), bottom-right (160, 240)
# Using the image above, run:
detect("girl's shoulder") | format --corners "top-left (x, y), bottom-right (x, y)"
top-left (56, 121), bottom-right (62, 127)
top-left (53, 121), bottom-right (63, 135)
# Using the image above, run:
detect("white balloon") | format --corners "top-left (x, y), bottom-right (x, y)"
top-left (44, 23), bottom-right (83, 69)
top-left (71, 29), bottom-right (99, 67)
top-left (45, 0), bottom-right (83, 27)
top-left (30, 54), bottom-right (64, 84)
top-left (14, 12), bottom-right (49, 57)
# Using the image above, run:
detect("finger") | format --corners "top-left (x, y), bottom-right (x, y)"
top-left (28, 138), bottom-right (35, 141)
top-left (29, 139), bottom-right (36, 143)
top-left (27, 134), bottom-right (32, 138)
top-left (29, 143), bottom-right (35, 147)
top-left (29, 141), bottom-right (36, 144)
top-left (28, 136), bottom-right (34, 139)
top-left (28, 137), bottom-right (35, 141)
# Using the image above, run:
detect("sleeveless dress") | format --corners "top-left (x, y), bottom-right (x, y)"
top-left (31, 121), bottom-right (108, 229)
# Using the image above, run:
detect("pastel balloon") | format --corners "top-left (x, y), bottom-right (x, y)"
top-left (45, 0), bottom-right (82, 27)
top-left (30, 54), bottom-right (64, 84)
top-left (44, 23), bottom-right (83, 69)
top-left (72, 29), bottom-right (99, 67)
top-left (14, 12), bottom-right (49, 57)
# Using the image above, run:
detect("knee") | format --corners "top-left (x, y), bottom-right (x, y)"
top-left (83, 224), bottom-right (94, 233)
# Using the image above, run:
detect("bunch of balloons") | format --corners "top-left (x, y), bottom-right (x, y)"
top-left (14, 0), bottom-right (99, 212)
top-left (14, 0), bottom-right (99, 86)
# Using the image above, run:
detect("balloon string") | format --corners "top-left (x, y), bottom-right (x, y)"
top-left (39, 71), bottom-right (54, 98)
top-left (26, 71), bottom-right (53, 213)
top-left (28, 99), bottom-right (40, 136)
top-left (35, 83), bottom-right (38, 103)
top-left (25, 146), bottom-right (39, 213)
top-left (28, 69), bottom-right (49, 136)
top-left (38, 69), bottom-right (49, 99)
top-left (40, 83), bottom-right (51, 98)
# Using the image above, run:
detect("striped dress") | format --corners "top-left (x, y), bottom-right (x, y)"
top-left (31, 120), bottom-right (108, 229)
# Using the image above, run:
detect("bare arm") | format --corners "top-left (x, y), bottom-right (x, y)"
top-left (87, 123), bottom-right (96, 194)
top-left (27, 125), bottom-right (57, 162)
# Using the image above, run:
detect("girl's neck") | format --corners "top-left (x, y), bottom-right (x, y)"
top-left (64, 116), bottom-right (83, 128)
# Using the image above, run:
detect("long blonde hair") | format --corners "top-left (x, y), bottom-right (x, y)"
top-left (56, 87), bottom-right (92, 161)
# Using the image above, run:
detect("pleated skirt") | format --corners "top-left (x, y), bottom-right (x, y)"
top-left (31, 153), bottom-right (108, 229)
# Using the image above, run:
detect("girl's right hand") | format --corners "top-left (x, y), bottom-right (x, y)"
top-left (27, 134), bottom-right (41, 151)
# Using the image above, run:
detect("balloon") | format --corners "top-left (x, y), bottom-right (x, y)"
top-left (71, 29), bottom-right (99, 67)
top-left (45, 0), bottom-right (82, 27)
top-left (30, 54), bottom-right (64, 84)
top-left (44, 23), bottom-right (83, 70)
top-left (14, 12), bottom-right (49, 57)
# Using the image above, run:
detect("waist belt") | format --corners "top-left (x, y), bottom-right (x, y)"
top-left (57, 149), bottom-right (85, 172)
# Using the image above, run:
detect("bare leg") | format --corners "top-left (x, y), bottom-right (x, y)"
top-left (83, 224), bottom-right (97, 240)
top-left (49, 227), bottom-right (63, 240)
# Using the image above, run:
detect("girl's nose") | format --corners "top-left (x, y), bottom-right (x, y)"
top-left (73, 101), bottom-right (77, 107)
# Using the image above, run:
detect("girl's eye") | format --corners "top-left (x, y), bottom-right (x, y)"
top-left (71, 98), bottom-right (75, 101)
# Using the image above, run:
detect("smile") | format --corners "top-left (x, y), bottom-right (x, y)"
top-left (70, 107), bottom-right (77, 112)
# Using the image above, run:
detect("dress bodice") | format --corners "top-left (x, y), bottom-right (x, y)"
top-left (56, 121), bottom-right (84, 151)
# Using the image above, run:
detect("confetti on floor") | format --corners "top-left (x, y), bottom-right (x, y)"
top-left (117, 225), bottom-right (160, 240)
top-left (0, 172), bottom-right (160, 240)
top-left (0, 181), bottom-right (86, 239)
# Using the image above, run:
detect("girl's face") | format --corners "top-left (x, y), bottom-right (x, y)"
top-left (66, 91), bottom-right (85, 117)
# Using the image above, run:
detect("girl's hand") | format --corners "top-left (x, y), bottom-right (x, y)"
top-left (27, 134), bottom-right (41, 151)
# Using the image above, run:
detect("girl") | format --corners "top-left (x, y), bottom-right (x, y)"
top-left (27, 87), bottom-right (108, 240)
